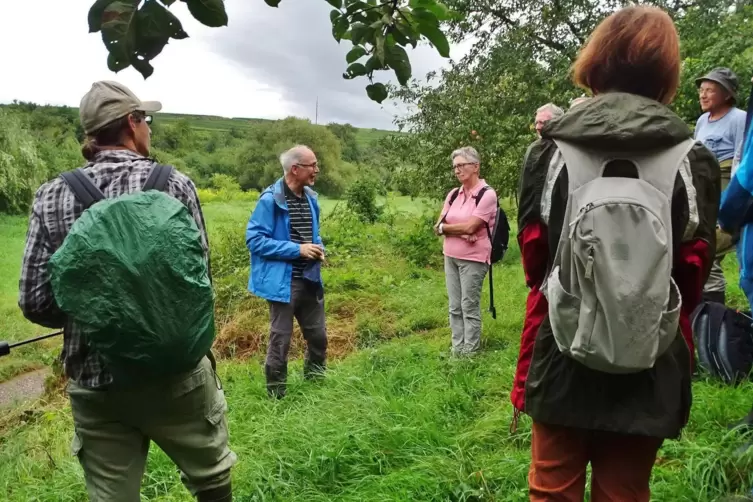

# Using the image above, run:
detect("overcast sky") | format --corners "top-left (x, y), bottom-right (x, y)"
top-left (0, 0), bottom-right (468, 130)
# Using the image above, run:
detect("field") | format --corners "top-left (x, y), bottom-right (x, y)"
top-left (3, 196), bottom-right (753, 501)
top-left (155, 113), bottom-right (398, 148)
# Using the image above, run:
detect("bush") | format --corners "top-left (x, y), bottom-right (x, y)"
top-left (196, 174), bottom-right (260, 204)
top-left (392, 210), bottom-right (443, 269)
top-left (345, 177), bottom-right (383, 223)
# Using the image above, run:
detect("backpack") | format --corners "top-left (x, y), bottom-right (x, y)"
top-left (691, 301), bottom-right (753, 385)
top-left (444, 185), bottom-right (511, 318)
top-left (48, 165), bottom-right (216, 386)
top-left (543, 138), bottom-right (696, 374)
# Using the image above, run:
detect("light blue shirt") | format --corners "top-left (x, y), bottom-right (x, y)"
top-left (695, 107), bottom-right (747, 173)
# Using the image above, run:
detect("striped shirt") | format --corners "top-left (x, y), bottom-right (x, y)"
top-left (18, 149), bottom-right (210, 389)
top-left (284, 182), bottom-right (314, 279)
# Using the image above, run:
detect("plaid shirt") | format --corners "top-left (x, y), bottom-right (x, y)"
top-left (18, 149), bottom-right (211, 389)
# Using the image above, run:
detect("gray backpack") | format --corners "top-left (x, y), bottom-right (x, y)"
top-left (543, 138), bottom-right (697, 374)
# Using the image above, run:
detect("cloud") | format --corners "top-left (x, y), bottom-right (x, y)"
top-left (0, 0), bottom-right (466, 130)
top-left (204, 0), bottom-right (463, 129)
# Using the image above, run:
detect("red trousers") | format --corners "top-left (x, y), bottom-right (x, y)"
top-left (529, 422), bottom-right (663, 502)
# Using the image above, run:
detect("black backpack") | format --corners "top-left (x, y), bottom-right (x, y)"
top-left (443, 186), bottom-right (511, 318)
top-left (691, 301), bottom-right (753, 385)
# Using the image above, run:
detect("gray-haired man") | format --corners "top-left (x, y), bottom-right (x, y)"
top-left (245, 145), bottom-right (328, 399)
top-left (534, 103), bottom-right (565, 137)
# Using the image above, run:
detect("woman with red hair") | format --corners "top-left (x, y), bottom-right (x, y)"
top-left (513, 6), bottom-right (720, 501)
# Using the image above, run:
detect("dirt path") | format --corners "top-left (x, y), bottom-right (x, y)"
top-left (0, 369), bottom-right (49, 409)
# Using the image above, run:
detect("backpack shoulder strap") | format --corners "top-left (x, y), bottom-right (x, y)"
top-left (448, 187), bottom-right (461, 205)
top-left (474, 186), bottom-right (490, 206)
top-left (143, 164), bottom-right (175, 192)
top-left (60, 168), bottom-right (106, 210)
top-left (441, 188), bottom-right (462, 223)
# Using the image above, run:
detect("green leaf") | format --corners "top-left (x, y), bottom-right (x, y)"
top-left (134, 0), bottom-right (188, 62)
top-left (101, 1), bottom-right (139, 64)
top-left (107, 50), bottom-right (129, 73)
top-left (333, 16), bottom-right (350, 41)
top-left (330, 9), bottom-right (341, 23)
top-left (346, 1), bottom-right (369, 14)
top-left (350, 22), bottom-right (368, 45)
top-left (325, 0), bottom-right (342, 8)
top-left (375, 32), bottom-right (386, 65)
top-left (411, 8), bottom-right (439, 27)
top-left (366, 82), bottom-right (388, 103)
top-left (346, 46), bottom-right (367, 63)
top-left (391, 24), bottom-right (414, 48)
top-left (417, 22), bottom-right (450, 57)
top-left (364, 55), bottom-right (383, 72)
top-left (263, 0), bottom-right (281, 6)
top-left (409, 0), bottom-right (451, 21)
top-left (346, 62), bottom-right (368, 77)
top-left (88, 0), bottom-right (116, 33)
top-left (386, 44), bottom-right (411, 85)
top-left (182, 0), bottom-right (228, 28)
top-left (131, 58), bottom-right (155, 79)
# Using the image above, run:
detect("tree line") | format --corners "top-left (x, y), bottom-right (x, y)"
top-left (0, 102), bottom-right (412, 214)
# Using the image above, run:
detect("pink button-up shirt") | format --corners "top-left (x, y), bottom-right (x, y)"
top-left (441, 179), bottom-right (498, 264)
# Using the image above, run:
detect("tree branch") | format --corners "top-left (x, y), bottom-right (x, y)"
top-left (552, 0), bottom-right (585, 45)
top-left (485, 8), bottom-right (570, 54)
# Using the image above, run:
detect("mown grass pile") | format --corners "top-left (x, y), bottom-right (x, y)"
top-left (2, 196), bottom-right (753, 501)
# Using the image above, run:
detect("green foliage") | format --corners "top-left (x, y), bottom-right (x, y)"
top-left (390, 0), bottom-right (753, 200)
top-left (85, 0), bottom-right (457, 102)
top-left (0, 102), bottom-right (402, 210)
top-left (235, 117), bottom-right (355, 197)
top-left (345, 177), bottom-right (383, 223)
top-left (196, 174), bottom-right (260, 204)
top-left (391, 210), bottom-right (443, 269)
top-left (87, 0), bottom-right (214, 78)
top-left (0, 111), bottom-right (49, 214)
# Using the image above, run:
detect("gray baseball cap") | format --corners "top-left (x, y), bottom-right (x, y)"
top-left (79, 81), bottom-right (162, 135)
top-left (695, 67), bottom-right (739, 103)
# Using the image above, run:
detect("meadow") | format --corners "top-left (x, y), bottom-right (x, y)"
top-left (2, 196), bottom-right (753, 501)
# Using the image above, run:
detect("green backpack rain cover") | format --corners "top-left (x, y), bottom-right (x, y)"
top-left (49, 166), bottom-right (215, 385)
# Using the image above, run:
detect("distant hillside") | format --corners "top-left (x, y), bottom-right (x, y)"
top-left (0, 102), bottom-right (401, 148)
top-left (155, 112), bottom-right (399, 148)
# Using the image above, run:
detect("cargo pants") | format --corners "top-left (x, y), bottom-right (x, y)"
top-left (704, 159), bottom-right (736, 305)
top-left (67, 356), bottom-right (237, 501)
top-left (266, 279), bottom-right (328, 398)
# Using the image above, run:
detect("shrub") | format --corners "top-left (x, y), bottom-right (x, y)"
top-left (345, 177), bottom-right (383, 223)
top-left (392, 210), bottom-right (443, 269)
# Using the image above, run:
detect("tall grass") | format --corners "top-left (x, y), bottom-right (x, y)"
top-left (2, 200), bottom-right (753, 501)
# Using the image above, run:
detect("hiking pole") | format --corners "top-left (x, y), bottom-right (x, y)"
top-left (0, 331), bottom-right (63, 357)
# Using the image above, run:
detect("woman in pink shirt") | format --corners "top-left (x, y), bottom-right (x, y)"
top-left (434, 146), bottom-right (498, 356)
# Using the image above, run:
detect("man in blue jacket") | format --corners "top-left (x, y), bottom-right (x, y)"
top-left (246, 145), bottom-right (327, 398)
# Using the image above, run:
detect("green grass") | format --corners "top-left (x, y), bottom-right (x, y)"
top-left (3, 199), bottom-right (753, 501)
top-left (0, 216), bottom-right (56, 381)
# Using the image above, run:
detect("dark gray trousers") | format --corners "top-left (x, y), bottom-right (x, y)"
top-left (265, 279), bottom-right (327, 397)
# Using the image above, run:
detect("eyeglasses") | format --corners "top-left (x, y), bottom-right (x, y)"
top-left (295, 162), bottom-right (318, 170)
top-left (132, 112), bottom-right (153, 125)
top-left (453, 162), bottom-right (476, 170)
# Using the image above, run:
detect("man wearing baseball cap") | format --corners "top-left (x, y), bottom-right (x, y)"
top-left (18, 81), bottom-right (236, 501)
top-left (695, 67), bottom-right (748, 306)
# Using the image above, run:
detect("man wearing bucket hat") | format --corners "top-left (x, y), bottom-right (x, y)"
top-left (695, 67), bottom-right (748, 306)
top-left (18, 81), bottom-right (236, 501)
